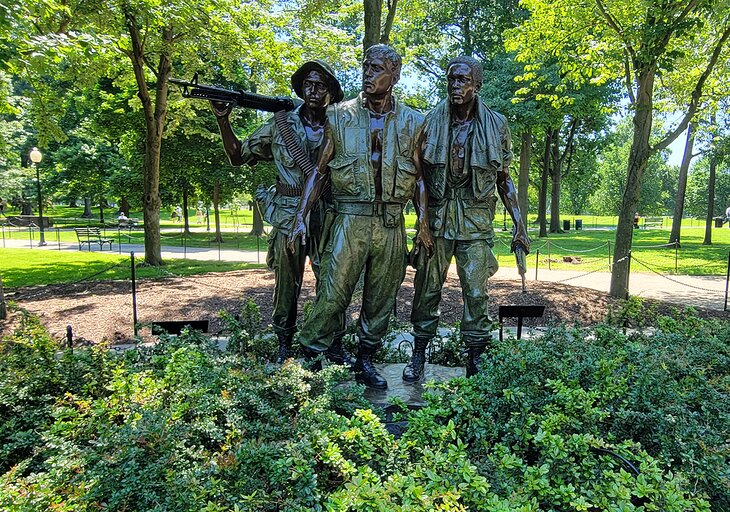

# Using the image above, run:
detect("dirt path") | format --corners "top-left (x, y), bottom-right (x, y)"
top-left (3, 267), bottom-right (726, 344)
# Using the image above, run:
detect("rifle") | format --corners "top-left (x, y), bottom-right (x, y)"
top-left (169, 74), bottom-right (298, 113)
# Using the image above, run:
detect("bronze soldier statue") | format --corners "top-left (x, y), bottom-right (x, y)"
top-left (211, 60), bottom-right (347, 364)
top-left (404, 56), bottom-right (530, 381)
top-left (289, 44), bottom-right (433, 389)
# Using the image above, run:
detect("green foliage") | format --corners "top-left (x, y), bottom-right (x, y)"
top-left (2, 308), bottom-right (726, 509)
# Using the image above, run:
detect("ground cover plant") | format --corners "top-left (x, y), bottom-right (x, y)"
top-left (1, 302), bottom-right (727, 510)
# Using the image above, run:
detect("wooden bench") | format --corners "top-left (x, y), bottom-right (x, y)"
top-left (74, 227), bottom-right (114, 250)
top-left (642, 217), bottom-right (664, 229)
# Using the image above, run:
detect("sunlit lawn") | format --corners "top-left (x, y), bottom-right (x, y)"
top-left (0, 248), bottom-right (263, 289)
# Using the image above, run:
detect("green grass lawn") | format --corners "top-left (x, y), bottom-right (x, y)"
top-left (2, 212), bottom-right (728, 288)
top-left (0, 248), bottom-right (263, 289)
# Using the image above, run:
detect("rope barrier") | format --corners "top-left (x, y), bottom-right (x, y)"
top-left (547, 241), bottom-right (609, 253)
top-left (552, 255), bottom-right (623, 284)
top-left (155, 267), bottom-right (248, 293)
top-left (630, 255), bottom-right (721, 293)
top-left (631, 242), bottom-right (679, 249)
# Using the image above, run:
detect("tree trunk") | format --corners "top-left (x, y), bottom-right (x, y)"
top-left (119, 196), bottom-right (130, 216)
top-left (182, 186), bottom-right (191, 235)
top-left (69, 198), bottom-right (78, 207)
top-left (518, 130), bottom-right (531, 225)
top-left (212, 181), bottom-right (224, 243)
top-left (669, 122), bottom-right (695, 246)
top-left (125, 14), bottom-right (172, 266)
top-left (380, 0), bottom-right (398, 44)
top-left (610, 67), bottom-right (655, 298)
top-left (82, 197), bottom-right (92, 218)
top-left (0, 275), bottom-right (6, 321)
top-left (363, 0), bottom-right (382, 51)
top-left (703, 152), bottom-right (717, 245)
top-left (98, 198), bottom-right (105, 224)
top-left (549, 127), bottom-right (562, 233)
top-left (537, 131), bottom-right (550, 237)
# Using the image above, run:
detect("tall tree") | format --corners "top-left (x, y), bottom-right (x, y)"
top-left (508, 0), bottom-right (730, 297)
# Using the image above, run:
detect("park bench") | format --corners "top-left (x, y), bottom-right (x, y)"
top-left (642, 217), bottom-right (664, 229)
top-left (116, 218), bottom-right (139, 230)
top-left (74, 227), bottom-right (114, 251)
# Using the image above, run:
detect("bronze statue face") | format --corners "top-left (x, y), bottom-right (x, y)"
top-left (447, 63), bottom-right (476, 106)
top-left (302, 70), bottom-right (332, 109)
top-left (362, 56), bottom-right (396, 96)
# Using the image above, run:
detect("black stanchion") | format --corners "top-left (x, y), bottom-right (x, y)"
top-left (2, 224), bottom-right (5, 248)
top-left (29, 225), bottom-right (33, 248)
top-left (723, 252), bottom-right (730, 311)
top-left (674, 241), bottom-right (678, 273)
top-left (118, 227), bottom-right (122, 254)
top-left (607, 240), bottom-right (612, 268)
top-left (56, 227), bottom-right (61, 251)
top-left (218, 239), bottom-right (221, 261)
top-left (131, 252), bottom-right (138, 336)
top-left (183, 231), bottom-right (187, 259)
top-left (67, 325), bottom-right (73, 350)
top-left (547, 239), bottom-right (551, 270)
top-left (534, 249), bottom-right (539, 281)
top-left (257, 234), bottom-right (261, 264)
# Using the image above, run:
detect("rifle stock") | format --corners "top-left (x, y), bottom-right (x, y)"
top-left (170, 74), bottom-right (298, 113)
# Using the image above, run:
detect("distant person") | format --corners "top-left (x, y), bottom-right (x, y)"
top-left (725, 205), bottom-right (730, 227)
top-left (196, 208), bottom-right (203, 224)
top-left (175, 206), bottom-right (183, 223)
top-left (634, 212), bottom-right (640, 229)
top-left (117, 211), bottom-right (128, 221)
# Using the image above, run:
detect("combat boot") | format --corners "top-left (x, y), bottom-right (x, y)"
top-left (466, 345), bottom-right (487, 377)
top-left (354, 345), bottom-right (388, 390)
top-left (275, 333), bottom-right (293, 364)
top-left (326, 336), bottom-right (356, 367)
top-left (402, 336), bottom-right (430, 382)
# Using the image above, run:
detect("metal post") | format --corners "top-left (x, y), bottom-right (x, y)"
top-left (257, 234), bottom-right (260, 264)
top-left (723, 252), bottom-right (730, 311)
top-left (607, 240), bottom-right (612, 269)
top-left (674, 241), bottom-right (678, 274)
top-left (118, 226), bottom-right (121, 254)
top-left (34, 164), bottom-right (47, 246)
top-left (29, 225), bottom-right (33, 248)
top-left (547, 239), bottom-right (551, 270)
top-left (66, 325), bottom-right (73, 350)
top-left (183, 231), bottom-right (187, 259)
top-left (218, 239), bottom-right (221, 261)
top-left (1, 224), bottom-right (4, 247)
top-left (625, 250), bottom-right (632, 300)
top-left (535, 249), bottom-right (539, 281)
top-left (131, 251), bottom-right (138, 336)
top-left (56, 227), bottom-right (61, 251)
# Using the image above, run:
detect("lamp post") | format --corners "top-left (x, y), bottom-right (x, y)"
top-left (29, 147), bottom-right (46, 246)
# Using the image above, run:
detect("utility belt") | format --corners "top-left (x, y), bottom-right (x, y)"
top-left (275, 179), bottom-right (303, 197)
top-left (334, 200), bottom-right (404, 227)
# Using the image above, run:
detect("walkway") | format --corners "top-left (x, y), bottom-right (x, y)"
top-left (2, 234), bottom-right (728, 312)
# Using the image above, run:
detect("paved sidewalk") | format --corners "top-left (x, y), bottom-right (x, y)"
top-left (2, 235), bottom-right (728, 312)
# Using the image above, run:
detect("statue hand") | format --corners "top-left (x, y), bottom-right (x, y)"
top-left (210, 100), bottom-right (234, 119)
top-left (511, 229), bottom-right (530, 255)
top-left (416, 227), bottom-right (434, 260)
top-left (287, 215), bottom-right (307, 253)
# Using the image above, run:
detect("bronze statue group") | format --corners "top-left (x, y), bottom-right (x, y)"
top-left (212, 45), bottom-right (530, 390)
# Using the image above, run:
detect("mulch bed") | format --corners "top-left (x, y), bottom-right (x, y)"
top-left (2, 267), bottom-right (725, 344)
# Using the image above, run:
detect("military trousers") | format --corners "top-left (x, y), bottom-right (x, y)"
top-left (411, 237), bottom-right (498, 348)
top-left (298, 211), bottom-right (408, 352)
top-left (267, 229), bottom-right (310, 337)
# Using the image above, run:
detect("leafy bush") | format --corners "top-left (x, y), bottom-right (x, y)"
top-left (1, 307), bottom-right (725, 510)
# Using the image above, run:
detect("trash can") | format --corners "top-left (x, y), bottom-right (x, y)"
top-left (714, 216), bottom-right (724, 228)
top-left (575, 219), bottom-right (583, 230)
top-left (563, 219), bottom-right (570, 231)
